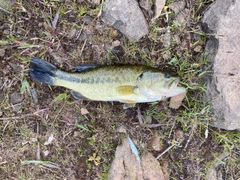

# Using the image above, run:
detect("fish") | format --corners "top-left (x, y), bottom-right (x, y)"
top-left (29, 57), bottom-right (186, 109)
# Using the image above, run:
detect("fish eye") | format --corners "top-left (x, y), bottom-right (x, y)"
top-left (164, 73), bottom-right (170, 78)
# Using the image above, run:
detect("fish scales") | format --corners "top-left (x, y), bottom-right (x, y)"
top-left (54, 66), bottom-right (145, 101)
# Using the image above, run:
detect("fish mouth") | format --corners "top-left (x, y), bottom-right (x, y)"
top-left (164, 79), bottom-right (179, 90)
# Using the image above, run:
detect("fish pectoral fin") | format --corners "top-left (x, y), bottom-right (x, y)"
top-left (123, 103), bottom-right (136, 109)
top-left (121, 99), bottom-right (136, 109)
top-left (71, 90), bottom-right (86, 100)
top-left (117, 85), bottom-right (137, 95)
top-left (74, 65), bottom-right (96, 72)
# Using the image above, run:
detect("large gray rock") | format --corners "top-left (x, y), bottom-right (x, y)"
top-left (101, 0), bottom-right (149, 41)
top-left (202, 0), bottom-right (240, 130)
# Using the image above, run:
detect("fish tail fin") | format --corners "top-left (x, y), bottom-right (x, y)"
top-left (29, 57), bottom-right (57, 86)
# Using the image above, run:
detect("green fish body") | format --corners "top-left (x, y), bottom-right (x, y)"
top-left (29, 57), bottom-right (186, 109)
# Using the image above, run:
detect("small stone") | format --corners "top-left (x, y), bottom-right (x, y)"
top-left (12, 104), bottom-right (22, 112)
top-left (31, 138), bottom-right (38, 142)
top-left (3, 29), bottom-right (10, 35)
top-left (0, 23), bottom-right (10, 31)
top-left (152, 0), bottom-right (166, 21)
top-left (67, 28), bottom-right (77, 40)
top-left (73, 131), bottom-right (81, 137)
top-left (174, 129), bottom-right (184, 142)
top-left (162, 32), bottom-right (171, 47)
top-left (169, 0), bottom-right (186, 14)
top-left (88, 0), bottom-right (101, 5)
top-left (147, 135), bottom-right (162, 151)
top-left (9, 92), bottom-right (24, 105)
top-left (145, 116), bottom-right (152, 124)
top-left (194, 45), bottom-right (202, 52)
top-left (8, 62), bottom-right (22, 73)
top-left (162, 53), bottom-right (171, 60)
top-left (176, 9), bottom-right (189, 27)
top-left (0, 49), bottom-right (5, 57)
top-left (116, 125), bottom-right (127, 134)
top-left (112, 40), bottom-right (121, 47)
top-left (43, 150), bottom-right (50, 157)
top-left (82, 15), bottom-right (93, 25)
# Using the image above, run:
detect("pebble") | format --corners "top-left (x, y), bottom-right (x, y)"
top-left (174, 129), bottom-right (185, 142)
top-left (88, 0), bottom-right (101, 5)
top-left (9, 92), bottom-right (24, 105)
top-left (8, 62), bottom-right (22, 73)
top-left (147, 135), bottom-right (162, 151)
top-left (116, 125), bottom-right (127, 134)
top-left (0, 49), bottom-right (5, 57)
top-left (162, 32), bottom-right (171, 47)
top-left (162, 51), bottom-right (171, 60)
top-left (73, 131), bottom-right (81, 137)
top-left (67, 28), bottom-right (77, 40)
top-left (169, 0), bottom-right (186, 14)
top-left (82, 15), bottom-right (93, 25)
top-left (176, 9), bottom-right (189, 27)
top-left (112, 40), bottom-right (121, 47)
top-left (145, 116), bottom-right (152, 124)
top-left (194, 45), bottom-right (202, 52)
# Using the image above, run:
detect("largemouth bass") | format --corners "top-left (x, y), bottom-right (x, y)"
top-left (29, 57), bottom-right (186, 109)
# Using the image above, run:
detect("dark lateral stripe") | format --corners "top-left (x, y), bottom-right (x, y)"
top-left (57, 72), bottom-right (130, 84)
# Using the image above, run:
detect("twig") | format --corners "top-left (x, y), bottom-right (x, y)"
top-left (80, 39), bottom-right (87, 56)
top-left (74, 21), bottom-right (85, 42)
top-left (36, 121), bottom-right (41, 160)
top-left (2, 120), bottom-right (10, 133)
top-left (0, 108), bottom-right (49, 120)
top-left (156, 140), bottom-right (182, 160)
top-left (137, 107), bottom-right (143, 124)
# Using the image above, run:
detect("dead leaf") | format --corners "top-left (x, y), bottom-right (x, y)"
top-left (81, 108), bottom-right (89, 115)
top-left (169, 92), bottom-right (186, 109)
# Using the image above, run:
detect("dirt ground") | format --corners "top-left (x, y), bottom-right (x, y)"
top-left (0, 0), bottom-right (240, 180)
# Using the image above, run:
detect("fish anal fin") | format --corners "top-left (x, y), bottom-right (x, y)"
top-left (117, 85), bottom-right (136, 95)
top-left (123, 103), bottom-right (136, 109)
top-left (71, 90), bottom-right (86, 100)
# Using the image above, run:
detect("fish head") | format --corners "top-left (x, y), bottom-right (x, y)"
top-left (137, 71), bottom-right (186, 99)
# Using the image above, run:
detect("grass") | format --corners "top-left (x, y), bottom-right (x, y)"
top-left (0, 0), bottom-right (239, 179)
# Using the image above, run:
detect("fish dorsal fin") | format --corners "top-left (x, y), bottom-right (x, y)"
top-left (73, 65), bottom-right (96, 72)
top-left (117, 85), bottom-right (137, 95)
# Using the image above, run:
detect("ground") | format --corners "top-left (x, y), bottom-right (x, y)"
top-left (0, 0), bottom-right (240, 180)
